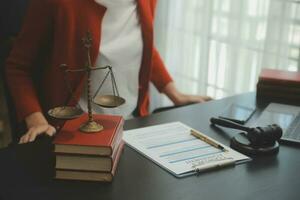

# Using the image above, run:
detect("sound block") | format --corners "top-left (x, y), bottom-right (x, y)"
top-left (230, 132), bottom-right (279, 155)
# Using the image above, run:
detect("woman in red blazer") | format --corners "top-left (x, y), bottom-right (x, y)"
top-left (5, 0), bottom-right (211, 143)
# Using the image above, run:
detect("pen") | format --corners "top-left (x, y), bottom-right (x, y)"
top-left (191, 129), bottom-right (226, 151)
top-left (193, 158), bottom-right (235, 175)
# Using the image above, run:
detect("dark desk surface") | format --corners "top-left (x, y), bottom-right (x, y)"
top-left (1, 93), bottom-right (300, 200)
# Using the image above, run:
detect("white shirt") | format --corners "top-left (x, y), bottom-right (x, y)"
top-left (79, 0), bottom-right (143, 119)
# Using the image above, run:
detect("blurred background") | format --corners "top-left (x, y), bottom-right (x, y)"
top-left (151, 0), bottom-right (300, 110)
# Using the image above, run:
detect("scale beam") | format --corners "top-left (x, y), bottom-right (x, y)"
top-left (48, 31), bottom-right (125, 133)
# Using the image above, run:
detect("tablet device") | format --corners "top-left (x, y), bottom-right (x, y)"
top-left (219, 104), bottom-right (255, 124)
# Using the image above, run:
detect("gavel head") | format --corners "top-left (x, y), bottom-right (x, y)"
top-left (247, 124), bottom-right (283, 146)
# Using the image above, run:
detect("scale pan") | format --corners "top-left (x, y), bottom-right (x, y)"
top-left (93, 95), bottom-right (125, 108)
top-left (48, 106), bottom-right (84, 120)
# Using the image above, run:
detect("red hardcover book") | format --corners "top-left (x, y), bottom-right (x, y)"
top-left (55, 142), bottom-right (125, 182)
top-left (54, 114), bottom-right (124, 156)
top-left (55, 133), bottom-right (123, 172)
top-left (258, 68), bottom-right (300, 86)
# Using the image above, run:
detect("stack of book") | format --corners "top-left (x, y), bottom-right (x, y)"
top-left (257, 68), bottom-right (300, 103)
top-left (53, 114), bottom-right (124, 182)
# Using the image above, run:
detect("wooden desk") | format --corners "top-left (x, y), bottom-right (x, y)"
top-left (0, 93), bottom-right (299, 200)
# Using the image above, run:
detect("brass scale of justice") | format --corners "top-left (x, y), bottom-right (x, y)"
top-left (48, 32), bottom-right (126, 133)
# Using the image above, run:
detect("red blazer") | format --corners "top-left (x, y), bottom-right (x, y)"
top-left (5, 0), bottom-right (172, 125)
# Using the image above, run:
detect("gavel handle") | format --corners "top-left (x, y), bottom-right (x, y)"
top-left (210, 117), bottom-right (251, 132)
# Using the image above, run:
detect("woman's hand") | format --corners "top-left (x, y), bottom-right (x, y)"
top-left (19, 112), bottom-right (56, 144)
top-left (171, 93), bottom-right (212, 105)
top-left (162, 82), bottom-right (212, 106)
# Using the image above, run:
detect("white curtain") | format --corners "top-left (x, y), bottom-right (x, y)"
top-left (151, 0), bottom-right (300, 110)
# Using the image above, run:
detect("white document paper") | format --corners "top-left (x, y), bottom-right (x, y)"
top-left (123, 122), bottom-right (250, 177)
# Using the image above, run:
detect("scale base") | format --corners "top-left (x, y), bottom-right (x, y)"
top-left (79, 121), bottom-right (104, 133)
top-left (230, 132), bottom-right (279, 156)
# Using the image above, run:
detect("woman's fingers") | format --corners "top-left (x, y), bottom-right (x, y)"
top-left (19, 133), bottom-right (30, 144)
top-left (203, 95), bottom-right (213, 101)
top-left (45, 126), bottom-right (56, 137)
top-left (19, 129), bottom-right (36, 144)
top-left (19, 124), bottom-right (56, 144)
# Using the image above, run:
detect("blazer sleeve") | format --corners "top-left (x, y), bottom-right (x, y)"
top-left (149, 0), bottom-right (173, 92)
top-left (150, 47), bottom-right (173, 92)
top-left (5, 0), bottom-right (54, 122)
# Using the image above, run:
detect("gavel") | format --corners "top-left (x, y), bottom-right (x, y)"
top-left (210, 117), bottom-right (283, 146)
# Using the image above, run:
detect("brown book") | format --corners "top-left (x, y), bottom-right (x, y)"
top-left (256, 90), bottom-right (300, 104)
top-left (55, 134), bottom-right (123, 171)
top-left (258, 68), bottom-right (300, 87)
top-left (54, 114), bottom-right (124, 156)
top-left (55, 170), bottom-right (114, 182)
top-left (257, 82), bottom-right (300, 94)
top-left (257, 92), bottom-right (300, 100)
top-left (55, 142), bottom-right (125, 182)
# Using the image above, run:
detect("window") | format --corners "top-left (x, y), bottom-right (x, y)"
top-left (153, 0), bottom-right (300, 107)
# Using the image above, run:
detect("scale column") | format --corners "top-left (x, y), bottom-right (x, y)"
top-left (86, 68), bottom-right (93, 123)
top-left (79, 32), bottom-right (104, 133)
